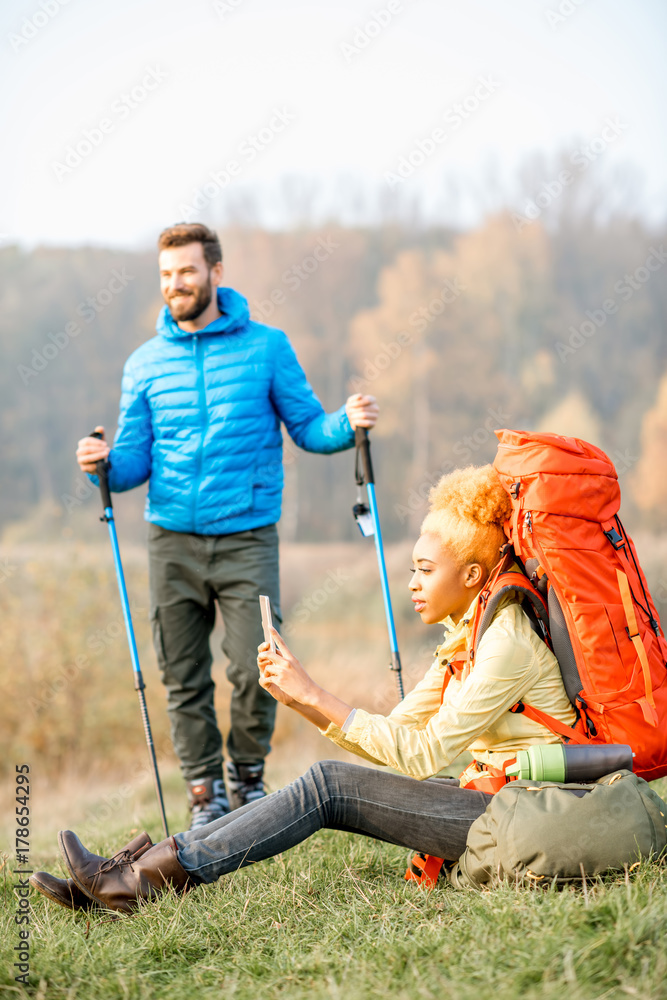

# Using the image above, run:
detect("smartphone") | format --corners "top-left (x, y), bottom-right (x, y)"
top-left (259, 595), bottom-right (276, 652)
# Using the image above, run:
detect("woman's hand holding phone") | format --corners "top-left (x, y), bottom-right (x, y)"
top-left (257, 632), bottom-right (294, 706)
top-left (257, 598), bottom-right (354, 730)
top-left (258, 628), bottom-right (319, 707)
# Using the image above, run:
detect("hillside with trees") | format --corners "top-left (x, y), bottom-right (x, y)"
top-left (2, 165), bottom-right (666, 544)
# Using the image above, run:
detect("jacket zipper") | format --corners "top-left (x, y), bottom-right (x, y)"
top-left (191, 335), bottom-right (208, 531)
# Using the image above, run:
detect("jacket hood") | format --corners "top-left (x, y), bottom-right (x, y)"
top-left (156, 286), bottom-right (250, 340)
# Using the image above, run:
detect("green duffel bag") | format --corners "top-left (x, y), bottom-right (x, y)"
top-left (448, 770), bottom-right (667, 890)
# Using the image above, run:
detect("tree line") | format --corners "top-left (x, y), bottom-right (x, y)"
top-left (2, 167), bottom-right (666, 544)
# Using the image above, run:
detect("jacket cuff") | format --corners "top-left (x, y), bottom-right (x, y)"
top-left (334, 405), bottom-right (354, 443)
top-left (343, 707), bottom-right (372, 744)
top-left (86, 452), bottom-right (114, 491)
top-left (341, 708), bottom-right (357, 733)
top-left (323, 722), bottom-right (345, 741)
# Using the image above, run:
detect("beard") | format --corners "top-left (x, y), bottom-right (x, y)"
top-left (167, 277), bottom-right (213, 322)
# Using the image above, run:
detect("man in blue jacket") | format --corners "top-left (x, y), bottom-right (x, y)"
top-left (77, 222), bottom-right (378, 829)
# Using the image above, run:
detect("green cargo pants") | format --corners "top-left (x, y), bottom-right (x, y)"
top-left (148, 522), bottom-right (282, 782)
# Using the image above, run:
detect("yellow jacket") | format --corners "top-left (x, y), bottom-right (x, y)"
top-left (324, 594), bottom-right (577, 782)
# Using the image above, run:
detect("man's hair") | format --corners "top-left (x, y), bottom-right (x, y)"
top-left (157, 223), bottom-right (222, 268)
top-left (421, 464), bottom-right (512, 575)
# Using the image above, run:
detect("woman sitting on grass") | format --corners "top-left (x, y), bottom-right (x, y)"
top-left (32, 465), bottom-right (576, 912)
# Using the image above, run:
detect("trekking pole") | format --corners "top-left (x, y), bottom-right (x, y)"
top-left (352, 427), bottom-right (404, 700)
top-left (90, 432), bottom-right (170, 838)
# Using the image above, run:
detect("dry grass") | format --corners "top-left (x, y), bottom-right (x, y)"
top-left (0, 536), bottom-right (441, 851)
top-left (4, 535), bottom-right (667, 998)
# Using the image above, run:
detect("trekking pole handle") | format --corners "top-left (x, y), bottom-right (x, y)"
top-left (355, 427), bottom-right (375, 486)
top-left (90, 430), bottom-right (113, 511)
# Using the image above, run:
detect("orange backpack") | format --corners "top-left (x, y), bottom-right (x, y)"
top-left (406, 429), bottom-right (667, 887)
top-left (493, 428), bottom-right (667, 779)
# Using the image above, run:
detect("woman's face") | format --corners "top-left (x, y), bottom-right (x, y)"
top-left (409, 533), bottom-right (485, 625)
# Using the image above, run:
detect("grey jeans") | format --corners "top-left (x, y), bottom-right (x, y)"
top-left (174, 760), bottom-right (491, 883)
top-left (148, 522), bottom-right (282, 780)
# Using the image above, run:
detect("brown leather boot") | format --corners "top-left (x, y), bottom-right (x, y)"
top-left (29, 831), bottom-right (153, 911)
top-left (59, 830), bottom-right (191, 913)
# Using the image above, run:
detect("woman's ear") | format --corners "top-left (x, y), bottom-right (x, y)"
top-left (463, 563), bottom-right (485, 589)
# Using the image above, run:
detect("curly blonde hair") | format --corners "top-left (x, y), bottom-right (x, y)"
top-left (420, 465), bottom-right (512, 575)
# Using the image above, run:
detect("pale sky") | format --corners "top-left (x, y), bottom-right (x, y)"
top-left (1, 0), bottom-right (665, 248)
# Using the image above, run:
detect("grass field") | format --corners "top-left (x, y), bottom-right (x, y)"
top-left (3, 807), bottom-right (667, 1000)
top-left (4, 537), bottom-right (667, 998)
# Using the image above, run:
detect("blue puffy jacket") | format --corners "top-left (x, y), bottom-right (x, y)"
top-left (97, 286), bottom-right (354, 534)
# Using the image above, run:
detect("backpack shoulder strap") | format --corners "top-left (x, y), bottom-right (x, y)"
top-left (439, 650), bottom-right (469, 704)
top-left (471, 556), bottom-right (550, 663)
top-left (510, 701), bottom-right (590, 744)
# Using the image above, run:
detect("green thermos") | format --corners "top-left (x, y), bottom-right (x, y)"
top-left (504, 743), bottom-right (633, 782)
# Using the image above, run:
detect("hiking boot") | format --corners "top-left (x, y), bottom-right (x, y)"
top-left (226, 761), bottom-right (266, 810)
top-left (58, 830), bottom-right (191, 913)
top-left (30, 831), bottom-right (152, 911)
top-left (187, 776), bottom-right (230, 830)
